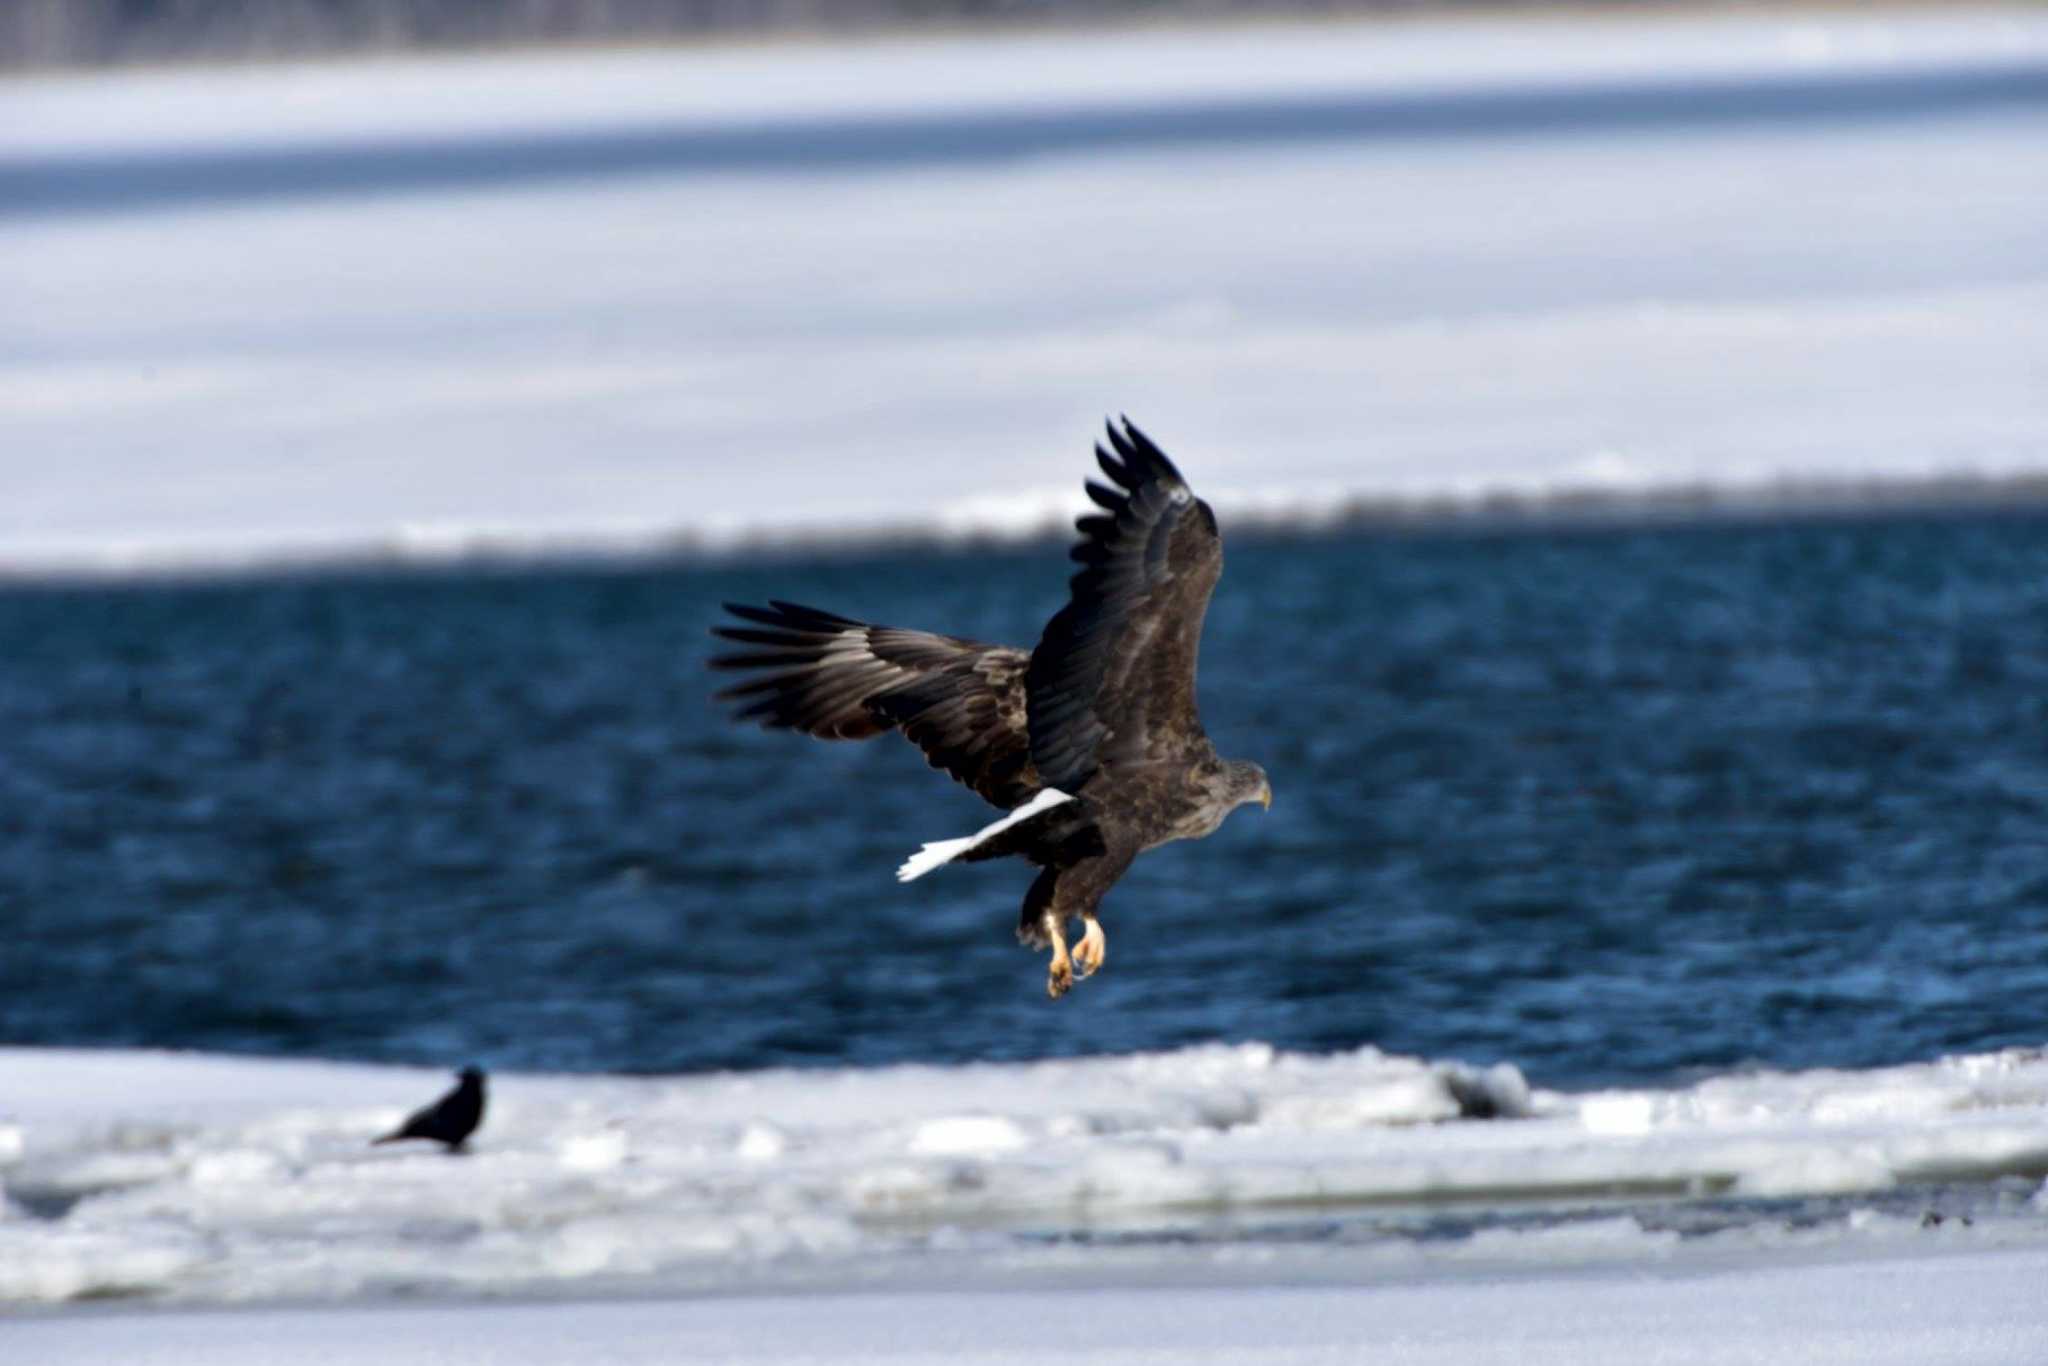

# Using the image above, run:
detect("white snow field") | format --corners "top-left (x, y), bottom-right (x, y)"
top-left (4, 1044), bottom-right (2048, 1358)
top-left (2, 7), bottom-right (2047, 572)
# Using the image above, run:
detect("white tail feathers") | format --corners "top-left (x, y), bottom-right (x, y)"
top-left (896, 836), bottom-right (977, 882)
top-left (896, 788), bottom-right (1074, 883)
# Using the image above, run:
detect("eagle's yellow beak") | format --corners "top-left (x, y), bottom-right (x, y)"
top-left (1260, 783), bottom-right (1273, 811)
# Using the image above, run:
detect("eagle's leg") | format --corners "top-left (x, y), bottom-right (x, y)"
top-left (1042, 911), bottom-right (1074, 1000)
top-left (1072, 916), bottom-right (1107, 980)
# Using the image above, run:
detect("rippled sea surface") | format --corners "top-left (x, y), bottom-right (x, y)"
top-left (5, 513), bottom-right (2047, 1089)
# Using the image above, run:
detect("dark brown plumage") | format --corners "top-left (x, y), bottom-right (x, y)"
top-left (373, 1066), bottom-right (486, 1152)
top-left (710, 419), bottom-right (1270, 998)
top-left (712, 602), bottom-right (1039, 809)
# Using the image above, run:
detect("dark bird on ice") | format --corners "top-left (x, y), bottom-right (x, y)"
top-left (709, 419), bottom-right (1271, 999)
top-left (373, 1066), bottom-right (486, 1152)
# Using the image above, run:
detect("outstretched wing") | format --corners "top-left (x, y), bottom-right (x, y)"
top-left (1025, 419), bottom-right (1223, 793)
top-left (709, 601), bottom-right (1040, 809)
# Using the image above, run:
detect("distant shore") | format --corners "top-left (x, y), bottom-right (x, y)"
top-left (1, 0), bottom-right (1997, 75)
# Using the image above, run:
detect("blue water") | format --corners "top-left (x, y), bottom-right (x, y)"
top-left (4, 514), bottom-right (2047, 1089)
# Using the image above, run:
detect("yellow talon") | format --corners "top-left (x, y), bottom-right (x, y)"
top-left (1043, 911), bottom-right (1073, 999)
top-left (1072, 918), bottom-right (1107, 980)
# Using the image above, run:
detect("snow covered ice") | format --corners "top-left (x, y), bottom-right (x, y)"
top-left (2, 7), bottom-right (2047, 572)
top-left (8, 1042), bottom-right (2048, 1359)
top-left (5, 1042), bottom-right (2048, 1309)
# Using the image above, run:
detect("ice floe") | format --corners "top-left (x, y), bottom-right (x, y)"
top-left (3, 1041), bottom-right (2047, 1305)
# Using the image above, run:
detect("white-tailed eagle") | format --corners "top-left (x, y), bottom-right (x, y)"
top-left (710, 419), bottom-right (1271, 998)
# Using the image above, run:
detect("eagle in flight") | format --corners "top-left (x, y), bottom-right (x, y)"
top-left (709, 419), bottom-right (1271, 999)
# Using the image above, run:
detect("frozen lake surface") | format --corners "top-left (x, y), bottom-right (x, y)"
top-left (13, 1242), bottom-right (2045, 1364)
top-left (2, 7), bottom-right (2046, 571)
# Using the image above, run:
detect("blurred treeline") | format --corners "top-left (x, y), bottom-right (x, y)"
top-left (4, 0), bottom-right (1750, 71)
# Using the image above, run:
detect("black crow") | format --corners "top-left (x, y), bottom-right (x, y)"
top-left (373, 1066), bottom-right (486, 1152)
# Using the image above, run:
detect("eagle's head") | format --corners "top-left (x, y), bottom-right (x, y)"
top-left (1223, 759), bottom-right (1273, 814)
